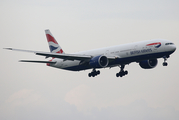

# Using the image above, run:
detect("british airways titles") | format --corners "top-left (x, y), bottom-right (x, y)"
top-left (130, 48), bottom-right (152, 55)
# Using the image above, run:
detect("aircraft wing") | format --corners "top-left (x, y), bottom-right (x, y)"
top-left (5, 48), bottom-right (116, 61)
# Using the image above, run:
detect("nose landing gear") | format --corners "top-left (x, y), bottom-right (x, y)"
top-left (163, 56), bottom-right (169, 66)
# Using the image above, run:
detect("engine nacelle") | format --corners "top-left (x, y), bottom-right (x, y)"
top-left (139, 59), bottom-right (158, 69)
top-left (89, 55), bottom-right (109, 68)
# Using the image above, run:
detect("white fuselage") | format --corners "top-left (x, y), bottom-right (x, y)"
top-left (49, 39), bottom-right (176, 71)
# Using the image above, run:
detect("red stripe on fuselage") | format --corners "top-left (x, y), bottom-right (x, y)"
top-left (147, 42), bottom-right (161, 46)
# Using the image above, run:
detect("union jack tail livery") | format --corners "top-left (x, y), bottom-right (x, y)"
top-left (45, 29), bottom-right (64, 54)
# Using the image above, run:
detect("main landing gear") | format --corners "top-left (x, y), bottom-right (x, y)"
top-left (163, 56), bottom-right (169, 66)
top-left (116, 65), bottom-right (128, 77)
top-left (88, 69), bottom-right (100, 77)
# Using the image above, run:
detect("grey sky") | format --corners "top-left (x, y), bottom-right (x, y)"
top-left (0, 0), bottom-right (179, 120)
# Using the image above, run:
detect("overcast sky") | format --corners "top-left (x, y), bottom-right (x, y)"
top-left (1, 0), bottom-right (179, 120)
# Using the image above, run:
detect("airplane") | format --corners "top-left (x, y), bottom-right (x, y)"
top-left (5, 29), bottom-right (176, 77)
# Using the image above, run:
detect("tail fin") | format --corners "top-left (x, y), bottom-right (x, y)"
top-left (45, 29), bottom-right (65, 54)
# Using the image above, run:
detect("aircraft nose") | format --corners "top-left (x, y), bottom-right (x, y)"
top-left (173, 44), bottom-right (176, 51)
top-left (170, 44), bottom-right (176, 52)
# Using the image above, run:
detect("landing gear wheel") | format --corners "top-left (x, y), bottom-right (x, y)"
top-left (119, 73), bottom-right (123, 77)
top-left (124, 71), bottom-right (128, 75)
top-left (88, 73), bottom-right (91, 77)
top-left (163, 62), bottom-right (168, 66)
top-left (116, 73), bottom-right (119, 77)
top-left (97, 70), bottom-right (100, 75)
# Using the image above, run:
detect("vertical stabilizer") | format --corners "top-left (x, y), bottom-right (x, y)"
top-left (45, 29), bottom-right (64, 54)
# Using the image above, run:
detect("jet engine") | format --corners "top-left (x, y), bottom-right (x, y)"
top-left (139, 59), bottom-right (158, 69)
top-left (89, 55), bottom-right (108, 68)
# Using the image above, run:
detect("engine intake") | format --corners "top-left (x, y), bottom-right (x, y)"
top-left (89, 55), bottom-right (108, 68)
top-left (139, 59), bottom-right (158, 69)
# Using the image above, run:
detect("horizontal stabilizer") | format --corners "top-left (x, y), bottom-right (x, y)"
top-left (19, 60), bottom-right (56, 64)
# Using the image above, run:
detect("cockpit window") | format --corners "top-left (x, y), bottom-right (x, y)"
top-left (165, 43), bottom-right (174, 45)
